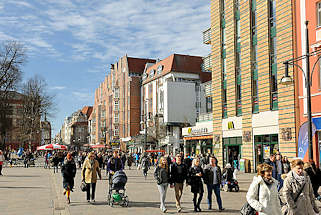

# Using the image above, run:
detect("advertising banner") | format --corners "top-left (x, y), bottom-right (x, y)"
top-left (298, 121), bottom-right (316, 159)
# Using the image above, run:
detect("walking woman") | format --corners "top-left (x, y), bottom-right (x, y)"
top-left (61, 153), bottom-right (76, 204)
top-left (82, 152), bottom-right (102, 203)
top-left (154, 156), bottom-right (170, 213)
top-left (281, 159), bottom-right (319, 215)
top-left (282, 156), bottom-right (291, 174)
top-left (187, 157), bottom-right (204, 212)
top-left (246, 163), bottom-right (281, 215)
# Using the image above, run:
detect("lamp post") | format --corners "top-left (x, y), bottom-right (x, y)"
top-left (281, 21), bottom-right (321, 160)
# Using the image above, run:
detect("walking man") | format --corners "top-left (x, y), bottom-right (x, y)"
top-left (170, 153), bottom-right (188, 212)
top-left (203, 156), bottom-right (225, 211)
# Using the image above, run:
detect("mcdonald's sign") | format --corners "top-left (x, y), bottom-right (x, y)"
top-left (227, 121), bottom-right (235, 130)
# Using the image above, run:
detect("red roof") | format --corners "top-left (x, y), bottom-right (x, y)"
top-left (127, 57), bottom-right (156, 74)
top-left (81, 106), bottom-right (93, 118)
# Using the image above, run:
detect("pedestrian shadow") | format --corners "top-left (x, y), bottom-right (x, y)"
top-left (0, 186), bottom-right (45, 189)
top-left (128, 201), bottom-right (160, 208)
top-left (5, 175), bottom-right (41, 178)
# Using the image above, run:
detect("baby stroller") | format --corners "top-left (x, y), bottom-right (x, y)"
top-left (107, 170), bottom-right (129, 207)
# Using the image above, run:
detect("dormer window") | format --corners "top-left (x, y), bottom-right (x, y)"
top-left (142, 73), bottom-right (148, 80)
top-left (157, 65), bottom-right (163, 74)
top-left (150, 69), bottom-right (155, 78)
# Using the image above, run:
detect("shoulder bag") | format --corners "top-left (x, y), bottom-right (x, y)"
top-left (240, 183), bottom-right (260, 215)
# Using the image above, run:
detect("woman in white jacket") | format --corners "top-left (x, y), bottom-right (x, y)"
top-left (246, 163), bottom-right (282, 215)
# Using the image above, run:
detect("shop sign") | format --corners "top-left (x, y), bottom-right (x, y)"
top-left (227, 121), bottom-right (235, 130)
top-left (188, 127), bottom-right (208, 135)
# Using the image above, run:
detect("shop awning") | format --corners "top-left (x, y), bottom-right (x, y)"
top-left (312, 117), bottom-right (321, 130)
top-left (183, 135), bottom-right (213, 140)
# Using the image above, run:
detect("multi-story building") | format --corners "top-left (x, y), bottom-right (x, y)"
top-left (140, 54), bottom-right (211, 154)
top-left (295, 0), bottom-right (321, 166)
top-left (182, 81), bottom-right (213, 155)
top-left (0, 91), bottom-right (41, 151)
top-left (61, 107), bottom-right (91, 149)
top-left (209, 0), bottom-right (296, 170)
top-left (91, 55), bottom-right (155, 150)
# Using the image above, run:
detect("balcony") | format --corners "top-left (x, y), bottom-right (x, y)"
top-left (201, 55), bottom-right (212, 73)
top-left (203, 28), bottom-right (211, 44)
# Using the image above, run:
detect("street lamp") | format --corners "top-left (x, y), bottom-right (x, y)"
top-left (281, 21), bottom-right (321, 160)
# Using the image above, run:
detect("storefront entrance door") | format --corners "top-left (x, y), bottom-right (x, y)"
top-left (254, 134), bottom-right (279, 168)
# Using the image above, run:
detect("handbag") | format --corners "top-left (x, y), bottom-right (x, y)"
top-left (80, 181), bottom-right (88, 192)
top-left (240, 183), bottom-right (260, 215)
top-left (281, 182), bottom-right (306, 215)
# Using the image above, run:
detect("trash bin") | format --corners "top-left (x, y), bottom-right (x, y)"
top-left (239, 159), bottom-right (245, 173)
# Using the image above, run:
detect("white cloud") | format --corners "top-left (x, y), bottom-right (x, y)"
top-left (0, 0), bottom-right (211, 62)
top-left (50, 86), bottom-right (66, 90)
top-left (72, 91), bottom-right (93, 102)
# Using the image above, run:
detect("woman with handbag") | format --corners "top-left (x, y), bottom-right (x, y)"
top-left (281, 159), bottom-right (319, 215)
top-left (154, 156), bottom-right (170, 213)
top-left (187, 157), bottom-right (204, 212)
top-left (246, 163), bottom-right (281, 215)
top-left (61, 153), bottom-right (76, 204)
top-left (82, 152), bottom-right (101, 203)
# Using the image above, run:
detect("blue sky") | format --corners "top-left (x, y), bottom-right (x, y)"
top-left (0, 0), bottom-right (211, 137)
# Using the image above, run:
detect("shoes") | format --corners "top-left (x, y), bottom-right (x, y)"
top-left (87, 200), bottom-right (90, 203)
top-left (161, 208), bottom-right (167, 213)
top-left (177, 207), bottom-right (182, 212)
top-left (91, 199), bottom-right (95, 203)
top-left (208, 205), bottom-right (212, 210)
top-left (197, 206), bottom-right (202, 212)
top-left (219, 208), bottom-right (225, 212)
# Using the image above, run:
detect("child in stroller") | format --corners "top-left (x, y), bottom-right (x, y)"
top-left (107, 170), bottom-right (129, 207)
top-left (222, 163), bottom-right (239, 192)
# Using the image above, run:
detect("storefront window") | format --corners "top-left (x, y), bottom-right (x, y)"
top-left (254, 134), bottom-right (279, 169)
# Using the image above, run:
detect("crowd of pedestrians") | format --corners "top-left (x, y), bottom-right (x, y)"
top-left (1, 147), bottom-right (320, 214)
top-left (245, 154), bottom-right (321, 215)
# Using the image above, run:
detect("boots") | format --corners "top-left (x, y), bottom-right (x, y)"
top-left (193, 196), bottom-right (197, 212)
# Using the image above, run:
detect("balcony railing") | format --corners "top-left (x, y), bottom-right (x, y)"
top-left (201, 55), bottom-right (212, 73)
top-left (203, 28), bottom-right (211, 44)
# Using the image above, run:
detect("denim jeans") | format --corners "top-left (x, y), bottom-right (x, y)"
top-left (207, 184), bottom-right (223, 209)
top-left (157, 183), bottom-right (168, 211)
top-left (277, 173), bottom-right (283, 191)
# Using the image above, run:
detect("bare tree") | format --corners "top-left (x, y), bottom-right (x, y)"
top-left (18, 76), bottom-right (55, 149)
top-left (0, 41), bottom-right (26, 150)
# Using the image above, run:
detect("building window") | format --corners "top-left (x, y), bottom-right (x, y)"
top-left (206, 96), bottom-right (212, 113)
top-left (114, 88), bottom-right (119, 99)
top-left (269, 0), bottom-right (278, 110)
top-left (318, 2), bottom-right (321, 27)
top-left (319, 59), bottom-right (321, 89)
top-left (221, 0), bottom-right (227, 119)
top-left (251, 0), bottom-right (259, 114)
top-left (114, 113), bottom-right (119, 123)
top-left (235, 0), bottom-right (242, 116)
top-left (114, 126), bottom-right (119, 136)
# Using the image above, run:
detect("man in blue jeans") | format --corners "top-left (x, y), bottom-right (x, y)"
top-left (203, 156), bottom-right (225, 211)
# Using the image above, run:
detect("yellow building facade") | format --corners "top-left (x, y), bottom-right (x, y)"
top-left (208, 0), bottom-right (297, 171)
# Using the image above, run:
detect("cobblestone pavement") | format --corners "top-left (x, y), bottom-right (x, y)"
top-left (1, 166), bottom-right (320, 215)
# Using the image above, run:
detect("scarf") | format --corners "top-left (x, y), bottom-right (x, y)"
top-left (263, 177), bottom-right (274, 185)
top-left (89, 159), bottom-right (94, 171)
top-left (292, 170), bottom-right (305, 185)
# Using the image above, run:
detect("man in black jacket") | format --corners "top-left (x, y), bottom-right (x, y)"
top-left (107, 151), bottom-right (123, 184)
top-left (170, 154), bottom-right (188, 212)
top-left (203, 156), bottom-right (224, 211)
